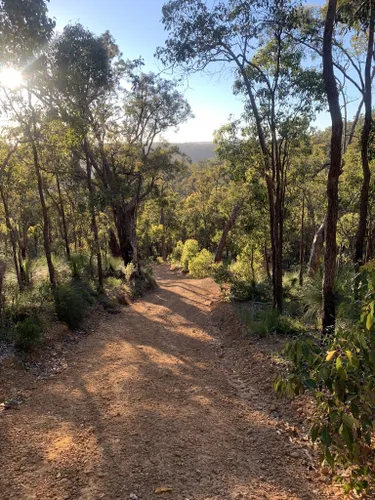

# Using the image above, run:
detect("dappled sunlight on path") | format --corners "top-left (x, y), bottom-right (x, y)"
top-left (0, 266), bottom-right (339, 500)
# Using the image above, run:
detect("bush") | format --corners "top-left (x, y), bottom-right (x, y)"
top-left (69, 253), bottom-right (89, 279)
top-left (15, 316), bottom-right (43, 351)
top-left (54, 281), bottom-right (94, 330)
top-left (124, 262), bottom-right (136, 283)
top-left (229, 245), bottom-right (264, 283)
top-left (275, 263), bottom-right (375, 494)
top-left (181, 239), bottom-right (199, 272)
top-left (247, 308), bottom-right (305, 337)
top-left (171, 240), bottom-right (184, 262)
top-left (188, 249), bottom-right (213, 278)
top-left (230, 279), bottom-right (272, 302)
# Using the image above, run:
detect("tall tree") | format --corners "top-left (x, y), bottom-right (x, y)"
top-left (157, 0), bottom-right (323, 312)
top-left (322, 0), bottom-right (343, 332)
top-left (0, 0), bottom-right (55, 65)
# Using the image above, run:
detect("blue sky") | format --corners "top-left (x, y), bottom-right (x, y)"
top-left (47, 0), bottom-right (344, 142)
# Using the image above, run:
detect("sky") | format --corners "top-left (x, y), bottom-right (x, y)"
top-left (46, 0), bottom-right (342, 143)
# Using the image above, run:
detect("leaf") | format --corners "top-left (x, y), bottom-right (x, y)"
top-left (335, 356), bottom-right (342, 370)
top-left (304, 378), bottom-right (316, 391)
top-left (325, 448), bottom-right (335, 468)
top-left (311, 424), bottom-right (319, 443)
top-left (340, 423), bottom-right (353, 450)
top-left (326, 350), bottom-right (336, 361)
top-left (342, 414), bottom-right (358, 429)
top-left (154, 487), bottom-right (173, 494)
top-left (345, 350), bottom-right (353, 365)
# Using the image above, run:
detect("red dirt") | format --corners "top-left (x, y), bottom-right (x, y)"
top-left (0, 266), bottom-right (345, 499)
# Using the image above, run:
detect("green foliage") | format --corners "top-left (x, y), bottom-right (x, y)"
top-left (188, 249), bottom-right (213, 278)
top-left (171, 240), bottom-right (184, 262)
top-left (247, 308), bottom-right (306, 337)
top-left (181, 239), bottom-right (199, 272)
top-left (69, 253), bottom-right (89, 279)
top-left (54, 281), bottom-right (94, 330)
top-left (15, 315), bottom-right (43, 351)
top-left (275, 265), bottom-right (375, 494)
top-left (230, 279), bottom-right (272, 303)
top-left (124, 262), bottom-right (136, 283)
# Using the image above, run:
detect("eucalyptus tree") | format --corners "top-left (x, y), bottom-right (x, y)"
top-left (89, 70), bottom-right (191, 269)
top-left (293, 1), bottom-right (375, 266)
top-left (321, 0), bottom-right (344, 332)
top-left (0, 0), bottom-right (55, 66)
top-left (157, 0), bottom-right (324, 311)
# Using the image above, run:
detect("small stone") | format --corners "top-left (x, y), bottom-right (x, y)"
top-left (56, 472), bottom-right (61, 479)
top-left (290, 451), bottom-right (299, 459)
top-left (129, 494), bottom-right (138, 500)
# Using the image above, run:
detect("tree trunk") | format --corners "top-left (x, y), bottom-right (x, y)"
top-left (56, 173), bottom-right (70, 259)
top-left (299, 194), bottom-right (305, 287)
top-left (250, 246), bottom-right (255, 283)
top-left (322, 0), bottom-right (343, 333)
top-left (354, 0), bottom-right (374, 266)
top-left (28, 124), bottom-right (56, 288)
top-left (160, 205), bottom-right (167, 261)
top-left (84, 141), bottom-right (104, 290)
top-left (214, 202), bottom-right (242, 262)
top-left (308, 218), bottom-right (326, 278)
top-left (0, 186), bottom-right (22, 290)
top-left (114, 201), bottom-right (139, 271)
top-left (108, 228), bottom-right (121, 258)
top-left (264, 240), bottom-right (271, 280)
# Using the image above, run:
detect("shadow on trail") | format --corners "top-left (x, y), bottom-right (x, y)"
top-left (0, 268), bottom-right (326, 500)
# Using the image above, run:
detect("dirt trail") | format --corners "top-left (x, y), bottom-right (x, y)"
top-left (0, 267), bottom-right (339, 500)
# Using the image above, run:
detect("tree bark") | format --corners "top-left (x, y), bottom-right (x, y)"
top-left (108, 228), bottom-right (121, 258)
top-left (354, 0), bottom-right (374, 266)
top-left (114, 202), bottom-right (139, 270)
top-left (322, 0), bottom-right (343, 333)
top-left (299, 193), bottom-right (305, 287)
top-left (56, 173), bottom-right (70, 260)
top-left (214, 202), bottom-right (242, 263)
top-left (308, 218), bottom-right (326, 278)
top-left (160, 205), bottom-right (167, 261)
top-left (84, 140), bottom-right (104, 290)
top-left (0, 186), bottom-right (22, 290)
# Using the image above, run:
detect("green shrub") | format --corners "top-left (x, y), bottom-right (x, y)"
top-left (230, 279), bottom-right (272, 302)
top-left (181, 239), bottom-right (199, 272)
top-left (54, 281), bottom-right (94, 330)
top-left (188, 249), bottom-right (213, 278)
top-left (69, 253), bottom-right (89, 278)
top-left (171, 240), bottom-right (184, 262)
top-left (15, 316), bottom-right (43, 351)
top-left (275, 263), bottom-right (375, 494)
top-left (229, 245), bottom-right (264, 283)
top-left (124, 262), bottom-right (136, 283)
top-left (247, 308), bottom-right (305, 337)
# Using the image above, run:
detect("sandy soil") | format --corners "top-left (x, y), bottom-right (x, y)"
top-left (0, 266), bottom-right (344, 500)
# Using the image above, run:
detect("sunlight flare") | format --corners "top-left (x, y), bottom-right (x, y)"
top-left (0, 68), bottom-right (22, 89)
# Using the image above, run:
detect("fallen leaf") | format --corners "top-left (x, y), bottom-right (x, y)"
top-left (154, 487), bottom-right (173, 494)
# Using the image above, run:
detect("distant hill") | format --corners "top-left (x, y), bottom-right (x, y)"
top-left (172, 142), bottom-right (216, 163)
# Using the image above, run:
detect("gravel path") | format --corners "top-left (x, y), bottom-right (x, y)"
top-left (0, 267), bottom-right (340, 500)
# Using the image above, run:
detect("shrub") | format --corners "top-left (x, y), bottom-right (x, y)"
top-left (229, 245), bottom-right (264, 283)
top-left (275, 263), bottom-right (375, 494)
top-left (15, 316), bottom-right (43, 351)
top-left (188, 249), bottom-right (213, 278)
top-left (69, 253), bottom-right (88, 279)
top-left (171, 240), bottom-right (184, 262)
top-left (54, 281), bottom-right (94, 330)
top-left (230, 279), bottom-right (272, 302)
top-left (247, 308), bottom-right (305, 337)
top-left (124, 262), bottom-right (136, 283)
top-left (181, 239), bottom-right (199, 272)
